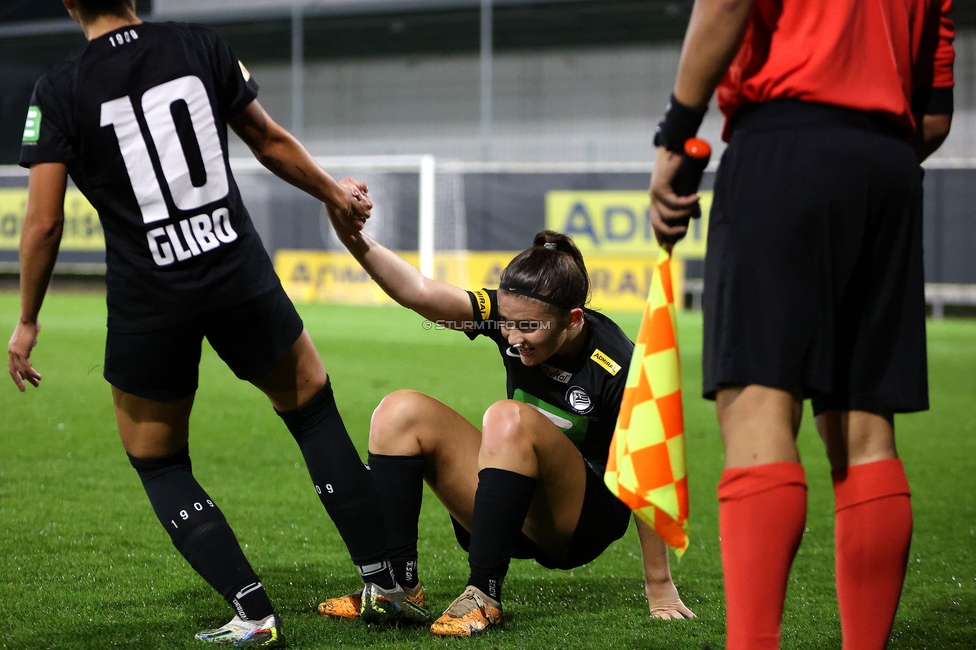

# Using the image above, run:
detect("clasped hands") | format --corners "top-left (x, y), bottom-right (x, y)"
top-left (328, 177), bottom-right (373, 235)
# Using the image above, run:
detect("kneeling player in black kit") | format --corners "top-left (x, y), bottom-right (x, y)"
top-left (8, 0), bottom-right (427, 646)
top-left (319, 225), bottom-right (695, 636)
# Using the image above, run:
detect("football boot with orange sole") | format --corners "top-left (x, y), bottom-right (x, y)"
top-left (318, 582), bottom-right (428, 624)
top-left (429, 585), bottom-right (502, 637)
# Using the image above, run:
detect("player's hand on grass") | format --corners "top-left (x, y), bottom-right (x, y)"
top-left (650, 146), bottom-right (701, 249)
top-left (8, 321), bottom-right (42, 392)
top-left (329, 177), bottom-right (373, 234)
top-left (645, 576), bottom-right (696, 620)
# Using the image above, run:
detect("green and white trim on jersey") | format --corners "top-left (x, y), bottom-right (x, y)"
top-left (513, 388), bottom-right (588, 446)
top-left (23, 106), bottom-right (41, 143)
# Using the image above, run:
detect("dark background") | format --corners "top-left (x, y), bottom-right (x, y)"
top-left (1, 1), bottom-right (973, 286)
top-left (3, 0), bottom-right (974, 164)
top-left (5, 168), bottom-right (971, 284)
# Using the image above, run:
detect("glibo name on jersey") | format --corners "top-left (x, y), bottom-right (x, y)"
top-left (147, 208), bottom-right (237, 267)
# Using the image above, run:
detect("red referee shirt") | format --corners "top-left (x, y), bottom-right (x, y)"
top-left (717, 0), bottom-right (955, 140)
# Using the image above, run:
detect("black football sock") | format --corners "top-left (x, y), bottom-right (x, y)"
top-left (128, 445), bottom-right (274, 621)
top-left (231, 581), bottom-right (276, 622)
top-left (367, 453), bottom-right (426, 588)
top-left (276, 379), bottom-right (393, 587)
top-left (356, 561), bottom-right (398, 590)
top-left (466, 468), bottom-right (537, 603)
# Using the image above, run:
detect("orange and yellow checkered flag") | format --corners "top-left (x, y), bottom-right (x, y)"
top-left (604, 252), bottom-right (689, 555)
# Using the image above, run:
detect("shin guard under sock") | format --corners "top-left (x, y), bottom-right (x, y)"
top-left (833, 458), bottom-right (912, 650)
top-left (718, 462), bottom-right (807, 650)
top-left (128, 446), bottom-right (274, 621)
top-left (367, 453), bottom-right (426, 588)
top-left (466, 468), bottom-right (537, 602)
top-left (277, 379), bottom-right (392, 585)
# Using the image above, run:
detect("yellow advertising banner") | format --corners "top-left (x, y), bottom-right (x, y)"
top-left (275, 250), bottom-right (682, 313)
top-left (0, 189), bottom-right (104, 251)
top-left (544, 190), bottom-right (711, 259)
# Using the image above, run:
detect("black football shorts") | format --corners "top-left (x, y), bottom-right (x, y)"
top-left (104, 285), bottom-right (305, 401)
top-left (450, 459), bottom-right (632, 571)
top-left (703, 100), bottom-right (928, 414)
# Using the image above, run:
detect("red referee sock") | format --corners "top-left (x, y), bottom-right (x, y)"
top-left (833, 458), bottom-right (912, 650)
top-left (718, 462), bottom-right (807, 650)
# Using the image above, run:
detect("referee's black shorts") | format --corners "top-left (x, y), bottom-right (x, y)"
top-left (104, 285), bottom-right (305, 401)
top-left (703, 100), bottom-right (928, 414)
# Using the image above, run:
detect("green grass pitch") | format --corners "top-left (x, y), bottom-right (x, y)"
top-left (1, 292), bottom-right (974, 649)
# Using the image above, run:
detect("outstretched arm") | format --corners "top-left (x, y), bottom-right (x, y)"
top-left (8, 163), bottom-right (67, 391)
top-left (228, 99), bottom-right (371, 232)
top-left (328, 216), bottom-right (475, 327)
top-left (635, 516), bottom-right (696, 619)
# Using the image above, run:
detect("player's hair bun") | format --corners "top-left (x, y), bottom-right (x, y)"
top-left (533, 230), bottom-right (586, 266)
top-left (499, 230), bottom-right (589, 319)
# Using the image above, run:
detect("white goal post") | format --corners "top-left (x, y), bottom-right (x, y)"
top-left (230, 153), bottom-right (439, 278)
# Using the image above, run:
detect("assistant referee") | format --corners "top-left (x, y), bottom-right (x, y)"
top-left (648, 1), bottom-right (955, 649)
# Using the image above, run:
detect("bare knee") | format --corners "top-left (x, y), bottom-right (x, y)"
top-left (253, 330), bottom-right (327, 412)
top-left (816, 410), bottom-right (896, 472)
top-left (716, 385), bottom-right (802, 468)
top-left (369, 389), bottom-right (430, 455)
top-left (481, 400), bottom-right (535, 457)
top-left (113, 387), bottom-right (192, 459)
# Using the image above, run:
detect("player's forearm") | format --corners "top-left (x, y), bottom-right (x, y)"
top-left (230, 100), bottom-right (347, 207)
top-left (673, 0), bottom-right (756, 110)
top-left (635, 515), bottom-right (695, 618)
top-left (253, 132), bottom-right (342, 207)
top-left (18, 215), bottom-right (63, 325)
top-left (19, 164), bottom-right (68, 326)
top-left (332, 225), bottom-right (429, 309)
top-left (635, 516), bottom-right (673, 584)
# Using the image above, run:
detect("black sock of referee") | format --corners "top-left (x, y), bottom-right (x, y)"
top-left (276, 378), bottom-right (396, 590)
top-left (128, 446), bottom-right (274, 621)
top-left (367, 453), bottom-right (426, 588)
top-left (466, 468), bottom-right (537, 603)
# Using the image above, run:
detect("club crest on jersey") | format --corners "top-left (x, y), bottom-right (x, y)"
top-left (565, 386), bottom-right (593, 414)
top-left (540, 364), bottom-right (571, 384)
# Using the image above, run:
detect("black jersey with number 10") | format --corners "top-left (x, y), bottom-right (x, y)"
top-left (20, 22), bottom-right (279, 333)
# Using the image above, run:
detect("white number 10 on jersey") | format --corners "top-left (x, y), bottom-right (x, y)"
top-left (100, 75), bottom-right (229, 224)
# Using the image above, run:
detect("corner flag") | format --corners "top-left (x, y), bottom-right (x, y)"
top-left (604, 252), bottom-right (690, 555)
